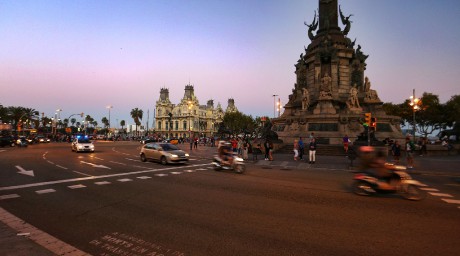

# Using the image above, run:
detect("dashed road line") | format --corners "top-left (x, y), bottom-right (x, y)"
top-left (95, 181), bottom-right (111, 185)
top-left (55, 165), bottom-right (68, 170)
top-left (110, 161), bottom-right (127, 166)
top-left (0, 194), bottom-right (20, 200)
top-left (155, 174), bottom-right (168, 177)
top-left (420, 188), bottom-right (439, 191)
top-left (441, 199), bottom-right (460, 204)
top-left (35, 189), bottom-right (56, 194)
top-left (170, 172), bottom-right (182, 175)
top-left (118, 178), bottom-right (133, 182)
top-left (428, 192), bottom-right (453, 197)
top-left (0, 163), bottom-right (211, 192)
top-left (68, 184), bottom-right (86, 189)
top-left (137, 176), bottom-right (152, 179)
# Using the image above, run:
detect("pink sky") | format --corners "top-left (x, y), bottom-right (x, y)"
top-left (1, 0), bottom-right (459, 127)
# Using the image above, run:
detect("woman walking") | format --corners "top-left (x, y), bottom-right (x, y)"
top-left (309, 138), bottom-right (317, 164)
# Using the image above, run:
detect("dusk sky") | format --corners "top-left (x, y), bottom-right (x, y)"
top-left (1, 0), bottom-right (459, 128)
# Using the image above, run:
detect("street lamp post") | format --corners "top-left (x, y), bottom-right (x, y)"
top-left (56, 109), bottom-right (62, 135)
top-left (272, 94), bottom-right (278, 118)
top-left (409, 89), bottom-right (421, 142)
top-left (107, 105), bottom-right (113, 131)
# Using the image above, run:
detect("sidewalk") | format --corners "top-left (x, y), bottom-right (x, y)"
top-left (0, 217), bottom-right (55, 256)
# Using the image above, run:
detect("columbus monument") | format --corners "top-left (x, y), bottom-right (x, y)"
top-left (272, 0), bottom-right (403, 145)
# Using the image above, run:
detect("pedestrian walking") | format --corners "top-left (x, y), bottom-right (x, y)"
top-left (405, 137), bottom-right (415, 169)
top-left (268, 140), bottom-right (274, 161)
top-left (298, 137), bottom-right (304, 160)
top-left (308, 138), bottom-right (317, 164)
top-left (391, 140), bottom-right (401, 164)
top-left (264, 139), bottom-right (270, 160)
top-left (343, 134), bottom-right (350, 153)
top-left (242, 140), bottom-right (249, 160)
top-left (293, 139), bottom-right (299, 161)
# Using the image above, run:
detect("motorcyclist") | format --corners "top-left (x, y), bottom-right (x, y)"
top-left (218, 141), bottom-right (234, 166)
top-left (360, 146), bottom-right (394, 190)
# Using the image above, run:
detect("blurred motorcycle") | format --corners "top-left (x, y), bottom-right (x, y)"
top-left (212, 154), bottom-right (245, 174)
top-left (352, 163), bottom-right (426, 201)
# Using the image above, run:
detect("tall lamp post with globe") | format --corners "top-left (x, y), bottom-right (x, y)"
top-left (409, 89), bottom-right (421, 142)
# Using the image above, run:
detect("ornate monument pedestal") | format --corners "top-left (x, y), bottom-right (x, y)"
top-left (272, 0), bottom-right (403, 145)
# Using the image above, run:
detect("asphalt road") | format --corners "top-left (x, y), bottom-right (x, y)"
top-left (0, 141), bottom-right (459, 256)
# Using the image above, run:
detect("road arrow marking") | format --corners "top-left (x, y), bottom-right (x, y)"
top-left (15, 166), bottom-right (35, 177)
top-left (80, 161), bottom-right (111, 169)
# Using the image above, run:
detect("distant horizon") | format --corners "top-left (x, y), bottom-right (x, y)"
top-left (1, 0), bottom-right (459, 126)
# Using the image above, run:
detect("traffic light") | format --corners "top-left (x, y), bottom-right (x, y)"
top-left (370, 117), bottom-right (377, 131)
top-left (364, 113), bottom-right (371, 126)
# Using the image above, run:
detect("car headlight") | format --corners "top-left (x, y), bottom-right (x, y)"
top-left (170, 154), bottom-right (178, 158)
top-left (185, 153), bottom-right (189, 157)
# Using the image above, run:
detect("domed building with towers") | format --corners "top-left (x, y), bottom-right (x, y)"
top-left (155, 84), bottom-right (238, 139)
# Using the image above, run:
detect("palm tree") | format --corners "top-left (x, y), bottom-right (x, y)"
top-left (120, 120), bottom-right (126, 132)
top-left (70, 118), bottom-right (76, 127)
top-left (130, 108), bottom-right (143, 137)
top-left (101, 117), bottom-right (109, 128)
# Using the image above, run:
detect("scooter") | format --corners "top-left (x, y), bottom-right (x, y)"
top-left (352, 163), bottom-right (426, 201)
top-left (212, 154), bottom-right (245, 174)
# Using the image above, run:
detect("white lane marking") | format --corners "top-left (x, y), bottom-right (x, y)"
top-left (55, 165), bottom-right (68, 170)
top-left (170, 172), bottom-right (182, 175)
top-left (92, 156), bottom-right (104, 160)
top-left (0, 163), bottom-right (212, 191)
top-left (420, 188), bottom-right (439, 192)
top-left (68, 184), bottom-right (86, 189)
top-left (15, 166), bottom-right (34, 177)
top-left (133, 165), bottom-right (151, 169)
top-left (36, 189), bottom-right (56, 194)
top-left (110, 161), bottom-right (127, 166)
top-left (155, 174), bottom-right (168, 177)
top-left (73, 171), bottom-right (94, 177)
top-left (118, 178), bottom-right (132, 182)
top-left (441, 199), bottom-right (460, 204)
top-left (47, 160), bottom-right (55, 165)
top-left (80, 161), bottom-right (111, 169)
top-left (195, 168), bottom-right (207, 171)
top-left (429, 192), bottom-right (453, 197)
top-left (184, 170), bottom-right (196, 173)
top-left (95, 181), bottom-right (111, 185)
top-left (125, 158), bottom-right (139, 162)
top-left (137, 176), bottom-right (152, 179)
top-left (0, 194), bottom-right (20, 200)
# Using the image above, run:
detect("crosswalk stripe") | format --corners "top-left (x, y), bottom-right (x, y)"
top-left (36, 189), bottom-right (56, 194)
top-left (95, 181), bottom-right (111, 185)
top-left (68, 184), bottom-right (86, 189)
top-left (0, 194), bottom-right (20, 200)
top-left (441, 199), bottom-right (460, 204)
top-left (429, 192), bottom-right (453, 197)
top-left (420, 188), bottom-right (439, 191)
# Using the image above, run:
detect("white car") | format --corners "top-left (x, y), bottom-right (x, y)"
top-left (71, 136), bottom-right (95, 153)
